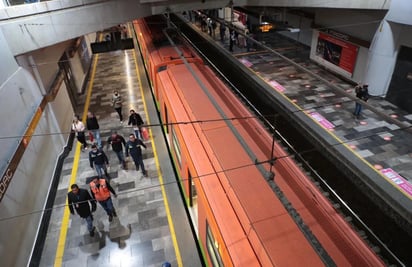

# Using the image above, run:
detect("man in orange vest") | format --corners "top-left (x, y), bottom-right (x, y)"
top-left (89, 177), bottom-right (117, 222)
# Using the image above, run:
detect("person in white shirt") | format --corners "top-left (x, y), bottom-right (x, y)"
top-left (72, 114), bottom-right (88, 151)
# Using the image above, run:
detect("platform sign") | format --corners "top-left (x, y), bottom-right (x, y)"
top-left (268, 80), bottom-right (285, 92)
top-left (309, 112), bottom-right (335, 129)
top-left (315, 32), bottom-right (358, 74)
top-left (240, 58), bottom-right (253, 67)
top-left (381, 168), bottom-right (412, 197)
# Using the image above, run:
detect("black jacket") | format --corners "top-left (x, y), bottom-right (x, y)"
top-left (128, 113), bottom-right (144, 127)
top-left (126, 139), bottom-right (146, 157)
top-left (86, 116), bottom-right (100, 130)
top-left (107, 134), bottom-right (126, 152)
top-left (68, 188), bottom-right (96, 218)
top-left (355, 85), bottom-right (369, 101)
top-left (89, 148), bottom-right (109, 167)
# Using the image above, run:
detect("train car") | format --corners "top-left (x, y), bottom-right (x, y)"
top-left (135, 15), bottom-right (203, 104)
top-left (133, 15), bottom-right (384, 266)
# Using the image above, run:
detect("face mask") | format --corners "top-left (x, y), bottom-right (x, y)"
top-left (115, 93), bottom-right (118, 96)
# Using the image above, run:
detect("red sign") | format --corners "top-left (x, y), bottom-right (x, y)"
top-left (316, 32), bottom-right (358, 74)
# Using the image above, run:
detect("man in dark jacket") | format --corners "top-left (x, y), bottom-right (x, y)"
top-left (68, 184), bottom-right (97, 236)
top-left (107, 131), bottom-right (127, 169)
top-left (86, 111), bottom-right (102, 148)
top-left (354, 84), bottom-right (369, 119)
top-left (128, 109), bottom-right (144, 140)
top-left (89, 144), bottom-right (110, 178)
top-left (126, 133), bottom-right (148, 177)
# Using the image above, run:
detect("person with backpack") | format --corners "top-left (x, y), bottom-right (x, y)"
top-left (354, 84), bottom-right (369, 119)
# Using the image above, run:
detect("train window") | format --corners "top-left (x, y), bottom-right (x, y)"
top-left (171, 127), bottom-right (182, 167)
top-left (206, 221), bottom-right (223, 267)
top-left (188, 170), bottom-right (197, 207)
top-left (157, 65), bottom-right (167, 72)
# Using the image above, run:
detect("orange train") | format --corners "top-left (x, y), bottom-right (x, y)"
top-left (134, 15), bottom-right (384, 266)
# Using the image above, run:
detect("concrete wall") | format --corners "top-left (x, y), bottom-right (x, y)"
top-left (303, 9), bottom-right (386, 82)
top-left (0, 37), bottom-right (85, 266)
top-left (0, 65), bottom-right (71, 266)
top-left (309, 29), bottom-right (370, 82)
top-left (279, 12), bottom-right (314, 46)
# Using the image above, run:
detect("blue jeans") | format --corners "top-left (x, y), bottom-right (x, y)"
top-left (98, 198), bottom-right (114, 216)
top-left (114, 150), bottom-right (125, 164)
top-left (95, 163), bottom-right (108, 178)
top-left (91, 130), bottom-right (102, 148)
top-left (134, 128), bottom-right (142, 140)
top-left (84, 215), bottom-right (94, 232)
top-left (354, 102), bottom-right (362, 116)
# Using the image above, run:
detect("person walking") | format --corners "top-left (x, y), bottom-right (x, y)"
top-left (112, 90), bottom-right (123, 123)
top-left (125, 133), bottom-right (148, 177)
top-left (86, 111), bottom-right (102, 148)
top-left (89, 144), bottom-right (110, 179)
top-left (127, 109), bottom-right (144, 140)
top-left (219, 23), bottom-right (226, 42)
top-left (107, 131), bottom-right (127, 170)
top-left (207, 18), bottom-right (213, 36)
top-left (89, 177), bottom-right (118, 222)
top-left (354, 84), bottom-right (369, 119)
top-left (229, 30), bottom-right (235, 52)
top-left (72, 114), bottom-right (88, 151)
top-left (67, 184), bottom-right (97, 236)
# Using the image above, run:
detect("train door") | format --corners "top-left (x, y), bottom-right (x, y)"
top-left (206, 221), bottom-right (224, 267)
top-left (188, 169), bottom-right (199, 235)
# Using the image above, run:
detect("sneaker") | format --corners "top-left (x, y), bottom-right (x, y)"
top-left (113, 211), bottom-right (117, 217)
top-left (144, 172), bottom-right (148, 177)
top-left (89, 226), bottom-right (96, 237)
top-left (108, 215), bottom-right (113, 222)
top-left (120, 120), bottom-right (123, 124)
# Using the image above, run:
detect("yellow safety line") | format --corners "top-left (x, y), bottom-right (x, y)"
top-left (132, 49), bottom-right (183, 267)
top-left (54, 53), bottom-right (99, 267)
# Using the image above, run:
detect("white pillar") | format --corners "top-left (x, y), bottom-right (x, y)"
top-left (363, 20), bottom-right (401, 96)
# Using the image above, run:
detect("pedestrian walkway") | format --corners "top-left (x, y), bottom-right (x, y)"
top-left (39, 48), bottom-right (201, 266)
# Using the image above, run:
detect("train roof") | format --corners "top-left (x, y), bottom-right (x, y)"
top-left (158, 62), bottom-right (327, 265)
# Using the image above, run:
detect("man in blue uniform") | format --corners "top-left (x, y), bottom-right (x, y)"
top-left (125, 133), bottom-right (148, 177)
top-left (89, 144), bottom-right (110, 178)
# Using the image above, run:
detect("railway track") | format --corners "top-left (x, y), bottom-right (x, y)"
top-left (170, 14), bottom-right (410, 266)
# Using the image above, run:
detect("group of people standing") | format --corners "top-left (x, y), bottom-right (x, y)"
top-left (69, 89), bottom-right (149, 236)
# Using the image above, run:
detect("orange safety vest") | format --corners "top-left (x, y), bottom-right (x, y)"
top-left (89, 179), bottom-right (111, 201)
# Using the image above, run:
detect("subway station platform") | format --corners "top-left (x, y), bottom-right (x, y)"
top-left (187, 17), bottom-right (412, 228)
top-left (38, 47), bottom-right (201, 266)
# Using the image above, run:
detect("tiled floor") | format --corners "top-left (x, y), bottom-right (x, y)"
top-left (39, 49), bottom-right (198, 267)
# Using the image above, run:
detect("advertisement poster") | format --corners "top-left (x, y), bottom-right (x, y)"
top-left (316, 32), bottom-right (358, 74)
